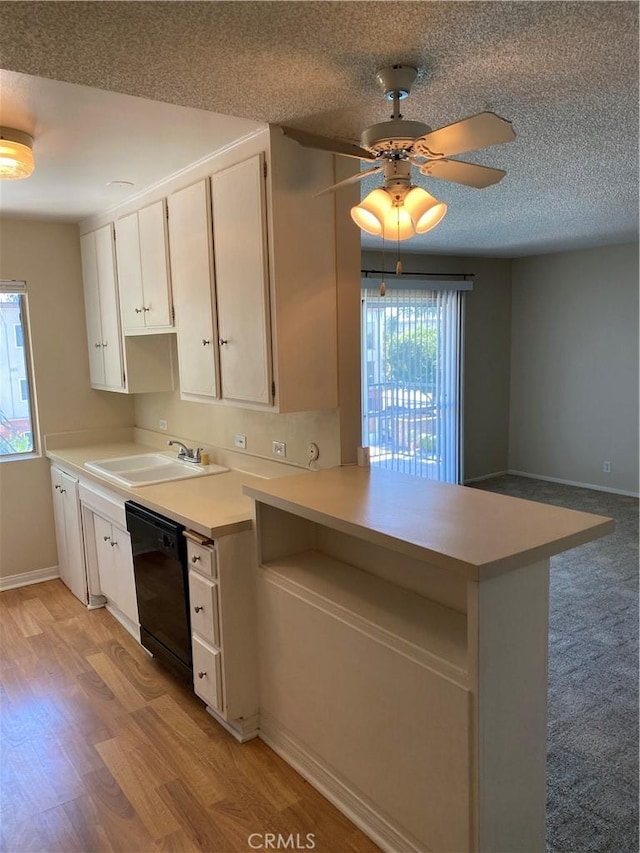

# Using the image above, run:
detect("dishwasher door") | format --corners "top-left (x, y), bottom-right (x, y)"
top-left (125, 501), bottom-right (192, 680)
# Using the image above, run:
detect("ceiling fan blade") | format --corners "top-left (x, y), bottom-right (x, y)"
top-left (418, 157), bottom-right (507, 188)
top-left (314, 165), bottom-right (383, 197)
top-left (413, 111), bottom-right (516, 159)
top-left (279, 125), bottom-right (377, 162)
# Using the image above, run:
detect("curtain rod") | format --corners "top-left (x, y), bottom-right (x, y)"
top-left (361, 270), bottom-right (474, 280)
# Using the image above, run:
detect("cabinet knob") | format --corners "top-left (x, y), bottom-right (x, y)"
top-left (54, 484), bottom-right (60, 491)
top-left (191, 554), bottom-right (201, 563)
top-left (59, 488), bottom-right (66, 494)
top-left (94, 342), bottom-right (101, 348)
top-left (103, 535), bottom-right (111, 542)
top-left (143, 306), bottom-right (150, 313)
top-left (194, 605), bottom-right (204, 613)
top-left (110, 540), bottom-right (118, 547)
top-left (218, 338), bottom-right (228, 346)
top-left (202, 339), bottom-right (211, 346)
top-left (197, 670), bottom-right (207, 679)
top-left (135, 307), bottom-right (144, 314)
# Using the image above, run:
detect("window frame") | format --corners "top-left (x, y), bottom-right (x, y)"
top-left (0, 280), bottom-right (40, 460)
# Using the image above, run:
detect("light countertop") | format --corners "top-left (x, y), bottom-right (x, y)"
top-left (47, 441), bottom-right (300, 538)
top-left (244, 466), bottom-right (615, 579)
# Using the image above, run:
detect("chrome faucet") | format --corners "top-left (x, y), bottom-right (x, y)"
top-left (167, 440), bottom-right (202, 464)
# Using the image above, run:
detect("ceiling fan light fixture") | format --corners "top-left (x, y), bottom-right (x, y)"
top-left (381, 205), bottom-right (416, 241)
top-left (0, 127), bottom-right (35, 180)
top-left (350, 187), bottom-right (393, 236)
top-left (404, 186), bottom-right (448, 234)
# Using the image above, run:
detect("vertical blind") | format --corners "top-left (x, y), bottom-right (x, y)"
top-left (362, 286), bottom-right (463, 483)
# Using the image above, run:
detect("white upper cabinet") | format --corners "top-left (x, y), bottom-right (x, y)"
top-left (80, 224), bottom-right (125, 390)
top-left (80, 223), bottom-right (175, 395)
top-left (168, 180), bottom-right (220, 402)
top-left (211, 153), bottom-right (272, 406)
top-left (116, 200), bottom-right (174, 334)
top-left (167, 134), bottom-right (339, 413)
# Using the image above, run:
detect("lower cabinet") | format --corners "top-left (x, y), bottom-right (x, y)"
top-left (50, 467), bottom-right (87, 604)
top-left (186, 530), bottom-right (258, 741)
top-left (78, 481), bottom-right (140, 637)
top-left (92, 515), bottom-right (139, 627)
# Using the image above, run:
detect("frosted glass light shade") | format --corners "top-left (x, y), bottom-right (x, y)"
top-left (0, 129), bottom-right (35, 180)
top-left (350, 188), bottom-right (393, 236)
top-left (404, 186), bottom-right (447, 233)
top-left (381, 205), bottom-right (416, 241)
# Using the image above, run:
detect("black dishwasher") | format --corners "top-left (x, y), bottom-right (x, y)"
top-left (125, 501), bottom-right (192, 681)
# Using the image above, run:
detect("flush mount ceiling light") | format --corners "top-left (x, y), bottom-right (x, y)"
top-left (0, 127), bottom-right (35, 180)
top-left (280, 64), bottom-right (515, 243)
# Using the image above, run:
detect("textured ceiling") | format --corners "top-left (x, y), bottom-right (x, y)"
top-left (0, 1), bottom-right (638, 257)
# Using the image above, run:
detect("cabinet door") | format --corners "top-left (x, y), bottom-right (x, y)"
top-left (211, 154), bottom-right (272, 405)
top-left (93, 514), bottom-right (118, 603)
top-left (80, 231), bottom-right (105, 386)
top-left (115, 212), bottom-right (146, 332)
top-left (95, 225), bottom-right (125, 389)
top-left (138, 201), bottom-right (173, 329)
top-left (59, 472), bottom-right (87, 604)
top-left (110, 526), bottom-right (139, 625)
top-left (51, 468), bottom-right (70, 585)
top-left (168, 181), bottom-right (219, 400)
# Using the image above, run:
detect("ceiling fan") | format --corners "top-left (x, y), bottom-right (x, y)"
top-left (279, 65), bottom-right (516, 241)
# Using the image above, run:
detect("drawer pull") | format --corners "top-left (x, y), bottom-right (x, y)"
top-left (191, 555), bottom-right (201, 563)
top-left (194, 605), bottom-right (204, 613)
top-left (197, 670), bottom-right (207, 679)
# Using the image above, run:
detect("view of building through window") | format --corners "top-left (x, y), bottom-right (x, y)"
top-left (0, 284), bottom-right (35, 456)
top-left (361, 285), bottom-right (463, 483)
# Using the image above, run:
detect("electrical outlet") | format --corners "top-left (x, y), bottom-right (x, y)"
top-left (159, 419), bottom-right (168, 431)
top-left (603, 461), bottom-right (611, 473)
top-left (234, 434), bottom-right (247, 449)
top-left (272, 440), bottom-right (286, 458)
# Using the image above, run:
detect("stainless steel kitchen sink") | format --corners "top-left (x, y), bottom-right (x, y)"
top-left (84, 453), bottom-right (228, 487)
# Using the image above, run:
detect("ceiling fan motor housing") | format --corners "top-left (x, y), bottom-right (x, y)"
top-left (361, 119), bottom-right (431, 154)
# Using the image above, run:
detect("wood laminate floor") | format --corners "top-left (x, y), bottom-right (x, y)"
top-left (0, 580), bottom-right (379, 853)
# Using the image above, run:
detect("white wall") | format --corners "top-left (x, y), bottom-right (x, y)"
top-left (509, 243), bottom-right (639, 495)
top-left (0, 219), bottom-right (134, 581)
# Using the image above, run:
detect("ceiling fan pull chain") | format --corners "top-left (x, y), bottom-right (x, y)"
top-left (396, 207), bottom-right (404, 276)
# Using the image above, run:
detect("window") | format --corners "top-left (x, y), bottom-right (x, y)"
top-left (0, 281), bottom-right (37, 456)
top-left (361, 280), bottom-right (467, 483)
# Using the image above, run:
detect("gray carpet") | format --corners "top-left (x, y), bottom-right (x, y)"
top-left (472, 475), bottom-right (639, 853)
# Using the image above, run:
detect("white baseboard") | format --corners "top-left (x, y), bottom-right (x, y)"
top-left (464, 470), bottom-right (509, 484)
top-left (507, 469), bottom-right (639, 498)
top-left (0, 565), bottom-right (60, 592)
top-left (259, 712), bottom-right (427, 853)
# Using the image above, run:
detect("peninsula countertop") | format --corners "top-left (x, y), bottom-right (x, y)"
top-left (244, 465), bottom-right (615, 580)
top-left (46, 440), bottom-right (297, 538)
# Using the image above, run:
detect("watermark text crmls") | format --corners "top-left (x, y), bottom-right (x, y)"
top-left (247, 832), bottom-right (316, 850)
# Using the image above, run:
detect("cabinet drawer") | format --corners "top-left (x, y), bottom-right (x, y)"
top-left (188, 571), bottom-right (220, 647)
top-left (187, 539), bottom-right (216, 578)
top-left (192, 636), bottom-right (222, 711)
